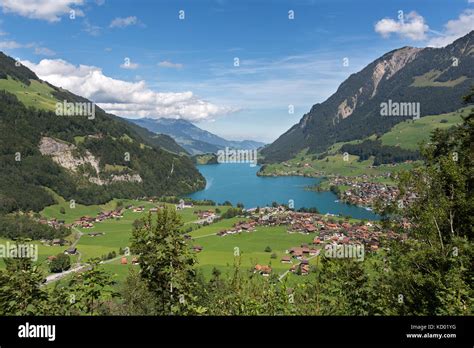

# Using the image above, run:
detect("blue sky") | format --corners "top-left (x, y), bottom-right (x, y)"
top-left (0, 0), bottom-right (473, 142)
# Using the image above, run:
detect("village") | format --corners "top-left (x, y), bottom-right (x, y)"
top-left (319, 175), bottom-right (417, 210)
top-left (210, 206), bottom-right (406, 277)
top-left (34, 200), bottom-right (407, 280)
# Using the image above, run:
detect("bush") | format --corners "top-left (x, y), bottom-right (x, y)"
top-left (59, 207), bottom-right (66, 214)
top-left (264, 246), bottom-right (272, 252)
top-left (49, 253), bottom-right (71, 273)
top-left (270, 253), bottom-right (277, 259)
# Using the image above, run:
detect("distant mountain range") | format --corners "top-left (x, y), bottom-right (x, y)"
top-left (261, 31), bottom-right (474, 163)
top-left (128, 117), bottom-right (265, 155)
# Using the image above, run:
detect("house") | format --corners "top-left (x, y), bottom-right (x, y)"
top-left (254, 264), bottom-right (272, 276)
top-left (131, 257), bottom-right (139, 265)
top-left (52, 238), bottom-right (67, 246)
top-left (193, 245), bottom-right (203, 253)
top-left (64, 247), bottom-right (77, 255)
top-left (121, 257), bottom-right (128, 265)
top-left (88, 232), bottom-right (104, 237)
top-left (281, 256), bottom-right (292, 263)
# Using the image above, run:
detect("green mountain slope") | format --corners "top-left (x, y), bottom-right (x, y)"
top-left (261, 31), bottom-right (474, 163)
top-left (0, 52), bottom-right (205, 214)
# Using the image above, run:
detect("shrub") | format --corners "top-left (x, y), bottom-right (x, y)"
top-left (49, 253), bottom-right (71, 273)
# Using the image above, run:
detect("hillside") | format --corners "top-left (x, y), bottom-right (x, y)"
top-left (261, 31), bottom-right (474, 163)
top-left (0, 52), bottom-right (205, 214)
top-left (129, 117), bottom-right (265, 155)
top-left (258, 106), bottom-right (469, 178)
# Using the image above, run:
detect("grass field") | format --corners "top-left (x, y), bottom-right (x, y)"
top-left (1, 193), bottom-right (323, 287)
top-left (379, 107), bottom-right (470, 150)
top-left (0, 76), bottom-right (57, 111)
top-left (260, 107), bottom-right (469, 178)
top-left (191, 224), bottom-right (319, 278)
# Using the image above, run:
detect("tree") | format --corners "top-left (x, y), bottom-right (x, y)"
top-left (59, 207), bottom-right (66, 214)
top-left (376, 88), bottom-right (474, 315)
top-left (131, 206), bottom-right (204, 315)
top-left (68, 259), bottom-right (117, 315)
top-left (49, 253), bottom-right (71, 273)
top-left (0, 257), bottom-right (47, 315)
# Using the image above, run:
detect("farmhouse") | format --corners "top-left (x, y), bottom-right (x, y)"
top-left (254, 264), bottom-right (272, 276)
top-left (192, 245), bottom-right (203, 253)
top-left (64, 247), bottom-right (77, 255)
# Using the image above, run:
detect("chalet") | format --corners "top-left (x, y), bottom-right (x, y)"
top-left (65, 247), bottom-right (77, 255)
top-left (131, 257), bottom-right (139, 265)
top-left (88, 232), bottom-right (104, 237)
top-left (193, 245), bottom-right (203, 253)
top-left (121, 257), bottom-right (128, 265)
top-left (254, 264), bottom-right (272, 276)
top-left (281, 256), bottom-right (292, 264)
top-left (52, 238), bottom-right (67, 246)
top-left (133, 206), bottom-right (145, 213)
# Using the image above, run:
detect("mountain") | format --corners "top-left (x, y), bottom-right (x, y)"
top-left (261, 31), bottom-right (474, 163)
top-left (0, 51), bottom-right (205, 214)
top-left (129, 117), bottom-right (265, 155)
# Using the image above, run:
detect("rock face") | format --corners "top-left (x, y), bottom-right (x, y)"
top-left (261, 31), bottom-right (474, 163)
top-left (39, 137), bottom-right (142, 185)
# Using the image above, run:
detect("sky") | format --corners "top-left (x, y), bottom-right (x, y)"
top-left (0, 0), bottom-right (473, 143)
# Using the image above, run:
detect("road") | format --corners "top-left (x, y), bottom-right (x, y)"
top-left (278, 251), bottom-right (320, 281)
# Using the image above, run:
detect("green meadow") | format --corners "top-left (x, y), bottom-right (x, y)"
top-left (1, 194), bottom-right (322, 286)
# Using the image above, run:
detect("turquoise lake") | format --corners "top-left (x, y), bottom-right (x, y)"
top-left (187, 164), bottom-right (379, 220)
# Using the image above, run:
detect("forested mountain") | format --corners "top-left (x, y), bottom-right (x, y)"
top-left (0, 52), bottom-right (205, 214)
top-left (129, 117), bottom-right (265, 155)
top-left (261, 31), bottom-right (474, 163)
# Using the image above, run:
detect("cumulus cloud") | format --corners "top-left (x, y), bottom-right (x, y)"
top-left (158, 60), bottom-right (183, 69)
top-left (109, 16), bottom-right (140, 28)
top-left (427, 9), bottom-right (474, 47)
top-left (21, 58), bottom-right (234, 121)
top-left (0, 0), bottom-right (85, 22)
top-left (375, 11), bottom-right (429, 40)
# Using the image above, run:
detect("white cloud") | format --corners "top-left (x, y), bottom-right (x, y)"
top-left (158, 60), bottom-right (183, 69)
top-left (427, 9), bottom-right (474, 47)
top-left (0, 0), bottom-right (85, 22)
top-left (34, 46), bottom-right (55, 56)
top-left (109, 16), bottom-right (140, 28)
top-left (0, 40), bottom-right (23, 49)
top-left (375, 11), bottom-right (429, 41)
top-left (21, 58), bottom-right (234, 121)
